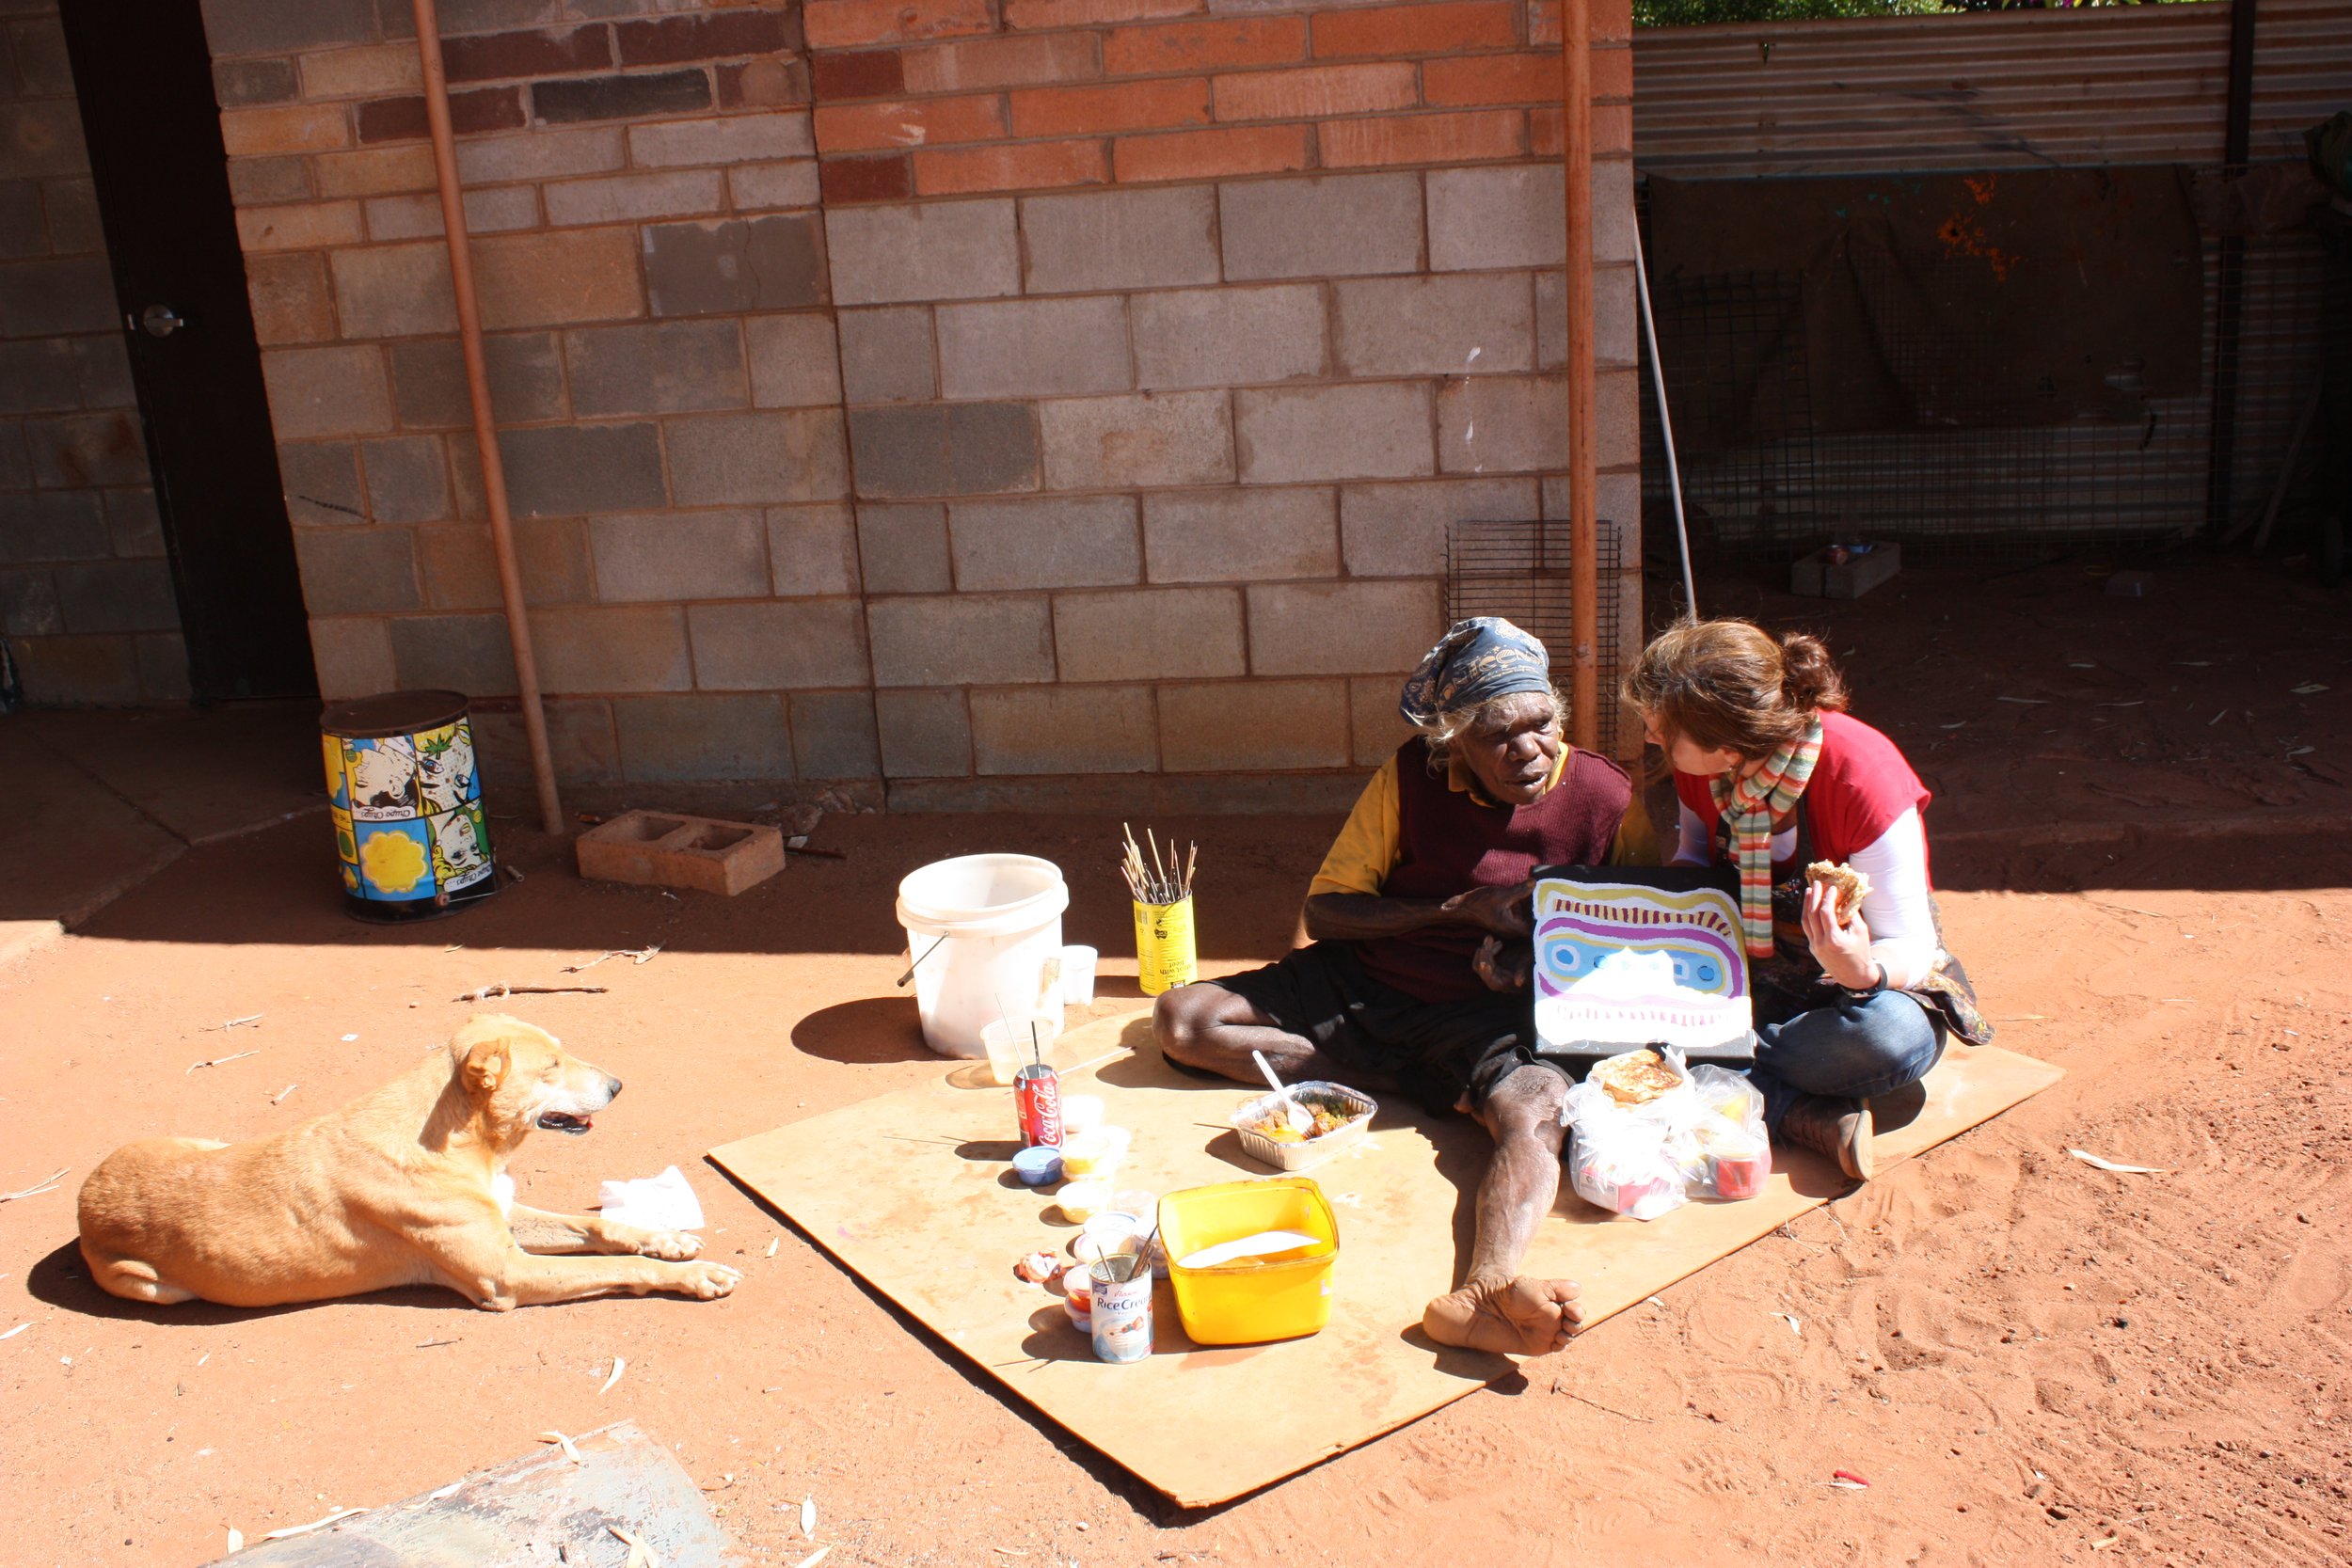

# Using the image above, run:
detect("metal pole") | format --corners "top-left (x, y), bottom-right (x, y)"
top-left (1633, 228), bottom-right (1697, 619)
top-left (410, 0), bottom-right (564, 836)
top-left (1561, 0), bottom-right (1598, 751)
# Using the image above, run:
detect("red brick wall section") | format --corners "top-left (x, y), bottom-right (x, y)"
top-left (0, 0), bottom-right (182, 705)
top-left (804, 0), bottom-right (1632, 198)
top-left (187, 0), bottom-right (1642, 797)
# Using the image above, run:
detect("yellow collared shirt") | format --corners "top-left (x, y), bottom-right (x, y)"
top-left (1308, 747), bottom-right (1655, 898)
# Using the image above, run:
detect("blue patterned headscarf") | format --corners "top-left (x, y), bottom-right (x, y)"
top-left (1398, 617), bottom-right (1552, 728)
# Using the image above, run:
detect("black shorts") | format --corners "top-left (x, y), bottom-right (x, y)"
top-left (1206, 941), bottom-right (1566, 1117)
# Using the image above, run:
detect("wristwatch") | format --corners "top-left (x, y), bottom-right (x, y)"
top-left (1841, 963), bottom-right (1888, 999)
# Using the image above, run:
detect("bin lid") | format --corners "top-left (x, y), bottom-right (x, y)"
top-left (320, 689), bottom-right (471, 739)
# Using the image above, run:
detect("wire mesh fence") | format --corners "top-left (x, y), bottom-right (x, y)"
top-left (1442, 519), bottom-right (1625, 756)
top-left (1637, 175), bottom-right (2330, 568)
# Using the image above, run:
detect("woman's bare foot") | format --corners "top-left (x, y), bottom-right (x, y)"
top-left (1422, 1275), bottom-right (1582, 1355)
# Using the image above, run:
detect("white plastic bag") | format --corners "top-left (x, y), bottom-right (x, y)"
top-left (596, 1164), bottom-right (705, 1231)
top-left (1560, 1051), bottom-right (1771, 1217)
top-left (1687, 1066), bottom-right (1772, 1199)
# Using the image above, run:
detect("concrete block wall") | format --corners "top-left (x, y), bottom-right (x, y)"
top-left (0, 0), bottom-right (183, 705)
top-left (190, 0), bottom-right (1639, 796)
top-left (806, 0), bottom-right (1643, 796)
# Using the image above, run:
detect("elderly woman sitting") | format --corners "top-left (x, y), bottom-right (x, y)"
top-left (1153, 618), bottom-right (1650, 1357)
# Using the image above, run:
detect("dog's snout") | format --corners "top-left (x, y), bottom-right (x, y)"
top-left (605, 1076), bottom-right (623, 1101)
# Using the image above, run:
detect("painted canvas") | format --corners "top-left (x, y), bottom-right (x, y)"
top-left (1533, 876), bottom-right (1754, 1058)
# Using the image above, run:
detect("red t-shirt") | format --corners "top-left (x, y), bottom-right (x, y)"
top-left (1673, 710), bottom-right (1932, 882)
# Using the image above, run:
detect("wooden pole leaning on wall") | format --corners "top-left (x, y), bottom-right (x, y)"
top-left (409, 0), bottom-right (564, 835)
top-left (1559, 0), bottom-right (1599, 751)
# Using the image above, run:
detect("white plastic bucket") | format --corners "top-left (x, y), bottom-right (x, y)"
top-left (896, 853), bottom-right (1070, 1058)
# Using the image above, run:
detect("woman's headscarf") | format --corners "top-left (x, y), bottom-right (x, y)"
top-left (1397, 617), bottom-right (1552, 728)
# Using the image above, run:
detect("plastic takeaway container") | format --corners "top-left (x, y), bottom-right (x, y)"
top-left (896, 853), bottom-right (1070, 1058)
top-left (1158, 1177), bottom-right (1340, 1345)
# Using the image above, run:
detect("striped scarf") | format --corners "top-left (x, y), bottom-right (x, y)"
top-left (1710, 715), bottom-right (1825, 958)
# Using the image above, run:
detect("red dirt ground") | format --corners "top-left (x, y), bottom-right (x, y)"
top-left (3, 556), bottom-right (2348, 1567)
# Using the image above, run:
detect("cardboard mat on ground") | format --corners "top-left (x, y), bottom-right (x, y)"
top-left (710, 1010), bottom-right (2060, 1506)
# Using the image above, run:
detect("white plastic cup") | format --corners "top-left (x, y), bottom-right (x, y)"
top-left (1060, 944), bottom-right (1098, 1006)
top-left (979, 1012), bottom-right (1062, 1086)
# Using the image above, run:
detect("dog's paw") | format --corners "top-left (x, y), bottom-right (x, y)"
top-left (675, 1261), bottom-right (740, 1300)
top-left (640, 1229), bottom-right (702, 1261)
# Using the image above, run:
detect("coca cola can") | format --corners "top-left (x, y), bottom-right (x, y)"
top-left (1014, 1062), bottom-right (1063, 1148)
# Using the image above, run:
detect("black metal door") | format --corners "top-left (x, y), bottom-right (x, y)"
top-left (56, 0), bottom-right (315, 700)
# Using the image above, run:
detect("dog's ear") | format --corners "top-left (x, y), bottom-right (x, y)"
top-left (462, 1036), bottom-right (510, 1098)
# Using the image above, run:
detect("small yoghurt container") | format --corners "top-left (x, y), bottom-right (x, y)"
top-left (1059, 1263), bottom-right (1093, 1332)
top-left (1057, 1180), bottom-right (1112, 1224)
top-left (1011, 1145), bottom-right (1063, 1186)
top-left (1058, 1126), bottom-right (1129, 1180)
top-left (1060, 1094), bottom-right (1106, 1134)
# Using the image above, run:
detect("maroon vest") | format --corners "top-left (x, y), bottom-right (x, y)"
top-left (1354, 739), bottom-right (1632, 1003)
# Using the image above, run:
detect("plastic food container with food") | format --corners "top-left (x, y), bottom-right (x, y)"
top-left (1157, 1177), bottom-right (1339, 1344)
top-left (1229, 1082), bottom-right (1377, 1170)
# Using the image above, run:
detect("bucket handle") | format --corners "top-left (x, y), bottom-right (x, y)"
top-left (895, 934), bottom-right (948, 989)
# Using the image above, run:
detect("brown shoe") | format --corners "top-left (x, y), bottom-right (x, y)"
top-left (1779, 1093), bottom-right (1874, 1180)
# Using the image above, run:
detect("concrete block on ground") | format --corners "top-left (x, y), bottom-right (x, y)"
top-left (577, 807), bottom-right (785, 894)
top-left (687, 596), bottom-right (872, 689)
top-left (1247, 579), bottom-right (1441, 675)
top-left (389, 332), bottom-right (566, 428)
top-left (1340, 476), bottom-right (1539, 577)
top-left (1219, 172), bottom-right (1421, 280)
top-left (1052, 585), bottom-right (1245, 682)
top-left (1436, 374), bottom-right (1564, 474)
top-left (768, 503), bottom-right (861, 596)
top-left (790, 689), bottom-right (882, 779)
top-left (866, 593), bottom-right (1053, 686)
top-left (849, 402), bottom-right (1040, 497)
top-left (528, 603), bottom-right (694, 692)
top-left (612, 693), bottom-right (794, 783)
top-left (1427, 163), bottom-right (1563, 272)
top-left (590, 509), bottom-right (768, 602)
top-left (1142, 485), bottom-right (1336, 582)
top-left (1234, 382), bottom-right (1432, 483)
top-left (387, 612), bottom-right (519, 697)
top-left (566, 319), bottom-right (748, 415)
top-left (1334, 273), bottom-right (1534, 378)
top-left (1020, 185), bottom-right (1218, 294)
top-left (826, 198), bottom-right (1019, 305)
top-left (1039, 390), bottom-right (1231, 490)
top-left (360, 435), bottom-right (453, 523)
top-left (643, 214), bottom-right (828, 316)
top-left (969, 684), bottom-right (1157, 775)
top-left (854, 501), bottom-right (951, 594)
top-left (936, 295), bottom-right (1130, 400)
top-left (666, 409), bottom-right (851, 505)
top-left (948, 494), bottom-right (1139, 590)
top-left (747, 313), bottom-right (842, 408)
top-left (1158, 677), bottom-right (1349, 771)
top-left (1129, 283), bottom-right (1326, 391)
top-left (498, 421), bottom-right (666, 515)
top-left (837, 307), bottom-right (935, 404)
top-left (875, 687), bottom-right (972, 777)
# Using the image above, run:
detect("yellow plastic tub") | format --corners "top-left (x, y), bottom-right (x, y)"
top-left (1158, 1177), bottom-right (1339, 1345)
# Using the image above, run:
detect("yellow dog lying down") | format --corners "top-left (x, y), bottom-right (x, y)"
top-left (78, 1014), bottom-right (740, 1311)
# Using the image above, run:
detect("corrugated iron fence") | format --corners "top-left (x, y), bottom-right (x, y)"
top-left (1630, 0), bottom-right (2351, 562)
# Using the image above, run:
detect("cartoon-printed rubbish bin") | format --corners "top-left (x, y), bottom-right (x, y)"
top-left (320, 690), bottom-right (497, 922)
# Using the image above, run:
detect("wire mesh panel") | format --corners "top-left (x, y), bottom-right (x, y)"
top-left (1637, 173), bottom-right (2330, 567)
top-left (1442, 519), bottom-right (1624, 756)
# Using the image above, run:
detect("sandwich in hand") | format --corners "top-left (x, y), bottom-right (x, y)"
top-left (1804, 860), bottom-right (1871, 925)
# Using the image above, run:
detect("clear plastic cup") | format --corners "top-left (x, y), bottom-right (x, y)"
top-left (1060, 944), bottom-right (1099, 1006)
top-left (979, 1012), bottom-right (1062, 1086)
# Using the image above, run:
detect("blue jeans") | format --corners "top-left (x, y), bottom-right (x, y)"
top-left (1748, 990), bottom-right (1946, 1128)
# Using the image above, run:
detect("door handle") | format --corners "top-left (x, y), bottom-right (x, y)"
top-left (140, 304), bottom-right (185, 338)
